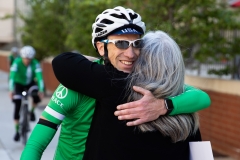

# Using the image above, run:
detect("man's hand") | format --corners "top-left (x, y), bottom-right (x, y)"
top-left (114, 86), bottom-right (167, 126)
top-left (9, 91), bottom-right (14, 100)
top-left (38, 92), bottom-right (44, 100)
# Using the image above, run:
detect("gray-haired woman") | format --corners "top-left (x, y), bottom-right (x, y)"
top-left (128, 31), bottom-right (199, 143)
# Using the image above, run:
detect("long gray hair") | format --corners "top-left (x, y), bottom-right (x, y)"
top-left (127, 31), bottom-right (199, 142)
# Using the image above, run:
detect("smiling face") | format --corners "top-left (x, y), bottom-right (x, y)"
top-left (96, 34), bottom-right (141, 73)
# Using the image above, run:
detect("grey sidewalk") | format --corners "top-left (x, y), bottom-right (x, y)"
top-left (0, 70), bottom-right (59, 160)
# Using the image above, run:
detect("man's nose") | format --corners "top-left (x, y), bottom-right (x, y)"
top-left (123, 46), bottom-right (136, 58)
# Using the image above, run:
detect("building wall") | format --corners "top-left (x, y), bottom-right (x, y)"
top-left (186, 75), bottom-right (240, 159)
top-left (0, 51), bottom-right (240, 159)
top-left (41, 60), bottom-right (59, 93)
top-left (0, 51), bottom-right (10, 72)
top-left (199, 90), bottom-right (240, 159)
top-left (0, 0), bottom-right (28, 48)
top-left (0, 0), bottom-right (14, 43)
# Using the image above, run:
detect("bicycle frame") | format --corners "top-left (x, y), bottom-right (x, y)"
top-left (20, 90), bottom-right (30, 145)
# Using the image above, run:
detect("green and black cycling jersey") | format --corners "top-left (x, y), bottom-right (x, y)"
top-left (9, 57), bottom-right (44, 92)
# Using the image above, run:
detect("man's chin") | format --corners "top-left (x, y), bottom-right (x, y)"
top-left (115, 65), bottom-right (132, 73)
top-left (120, 68), bottom-right (131, 73)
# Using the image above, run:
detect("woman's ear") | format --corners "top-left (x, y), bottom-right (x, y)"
top-left (96, 42), bottom-right (104, 56)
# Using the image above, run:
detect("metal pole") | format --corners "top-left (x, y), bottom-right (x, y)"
top-left (13, 0), bottom-right (17, 47)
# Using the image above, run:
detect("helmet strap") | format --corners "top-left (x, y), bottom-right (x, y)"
top-left (103, 43), bottom-right (111, 66)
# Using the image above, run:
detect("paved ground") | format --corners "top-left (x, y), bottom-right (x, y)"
top-left (0, 70), bottom-right (60, 160)
top-left (0, 70), bottom-right (236, 160)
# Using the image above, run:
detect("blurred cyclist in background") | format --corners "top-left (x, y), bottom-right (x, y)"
top-left (8, 47), bottom-right (19, 67)
top-left (9, 45), bottom-right (44, 141)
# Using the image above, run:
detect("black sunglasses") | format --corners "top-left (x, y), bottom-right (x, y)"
top-left (101, 39), bottom-right (143, 49)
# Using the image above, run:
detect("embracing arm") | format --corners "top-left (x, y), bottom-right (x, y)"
top-left (52, 52), bottom-right (125, 99)
top-left (115, 85), bottom-right (211, 126)
top-left (169, 85), bottom-right (211, 115)
top-left (52, 52), bottom-right (85, 91)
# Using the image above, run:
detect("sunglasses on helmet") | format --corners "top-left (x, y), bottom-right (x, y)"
top-left (101, 39), bottom-right (143, 49)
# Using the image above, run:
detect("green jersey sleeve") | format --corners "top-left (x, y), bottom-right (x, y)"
top-left (169, 84), bottom-right (211, 115)
top-left (32, 60), bottom-right (44, 92)
top-left (8, 58), bottom-right (19, 91)
top-left (41, 84), bottom-right (81, 124)
top-left (8, 55), bottom-right (14, 66)
top-left (20, 123), bottom-right (56, 160)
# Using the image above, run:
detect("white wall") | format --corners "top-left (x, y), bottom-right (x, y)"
top-left (185, 75), bottom-right (240, 96)
top-left (0, 0), bottom-right (14, 43)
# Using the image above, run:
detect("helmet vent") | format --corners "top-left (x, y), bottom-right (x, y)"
top-left (129, 13), bottom-right (138, 20)
top-left (100, 19), bottom-right (114, 24)
top-left (111, 13), bottom-right (128, 20)
top-left (95, 28), bottom-right (104, 33)
top-left (103, 11), bottom-right (109, 14)
top-left (96, 23), bottom-right (106, 27)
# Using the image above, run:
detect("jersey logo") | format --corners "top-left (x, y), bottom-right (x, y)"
top-left (56, 85), bottom-right (68, 99)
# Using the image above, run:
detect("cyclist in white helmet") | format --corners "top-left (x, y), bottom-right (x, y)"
top-left (9, 45), bottom-right (44, 141)
top-left (21, 6), bottom-right (210, 160)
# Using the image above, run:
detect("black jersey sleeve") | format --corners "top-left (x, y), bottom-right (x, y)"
top-left (52, 52), bottom-right (127, 99)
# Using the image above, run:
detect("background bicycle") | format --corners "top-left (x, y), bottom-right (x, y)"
top-left (19, 89), bottom-right (30, 145)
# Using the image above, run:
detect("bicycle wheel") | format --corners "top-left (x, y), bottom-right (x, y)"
top-left (21, 104), bottom-right (29, 145)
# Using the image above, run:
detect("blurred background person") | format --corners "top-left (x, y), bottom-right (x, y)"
top-left (8, 47), bottom-right (19, 68)
top-left (9, 45), bottom-right (44, 141)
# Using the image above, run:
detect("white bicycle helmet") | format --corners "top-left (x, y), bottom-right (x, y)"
top-left (92, 6), bottom-right (146, 48)
top-left (11, 47), bottom-right (18, 53)
top-left (20, 46), bottom-right (36, 59)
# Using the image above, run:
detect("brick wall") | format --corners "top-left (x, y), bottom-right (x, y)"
top-left (0, 51), bottom-right (10, 72)
top-left (199, 91), bottom-right (240, 159)
top-left (186, 76), bottom-right (240, 159)
top-left (41, 60), bottom-right (59, 93)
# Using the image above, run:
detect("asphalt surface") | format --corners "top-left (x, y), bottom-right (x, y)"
top-left (0, 70), bottom-right (60, 160)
